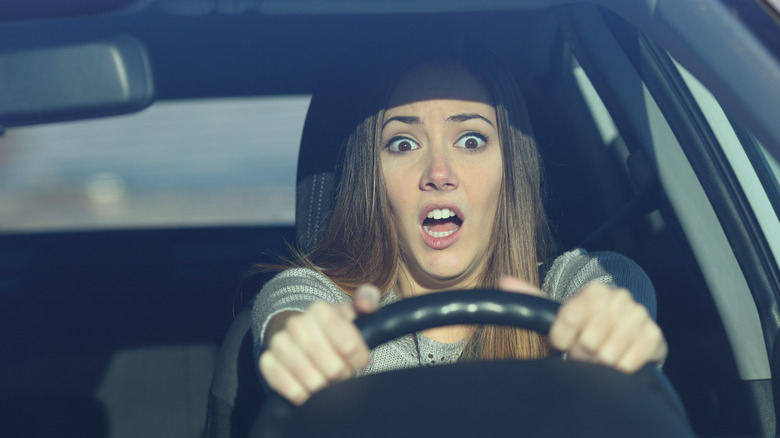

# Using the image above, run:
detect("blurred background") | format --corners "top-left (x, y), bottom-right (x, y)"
top-left (0, 95), bottom-right (308, 231)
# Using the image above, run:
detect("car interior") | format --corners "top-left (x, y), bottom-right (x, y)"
top-left (1, 1), bottom-right (779, 437)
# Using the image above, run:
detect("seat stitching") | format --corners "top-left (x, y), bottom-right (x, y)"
top-left (313, 174), bottom-right (325, 243)
top-left (305, 177), bottom-right (316, 246)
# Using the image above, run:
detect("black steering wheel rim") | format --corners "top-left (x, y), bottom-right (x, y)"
top-left (252, 289), bottom-right (692, 438)
top-left (354, 289), bottom-right (560, 349)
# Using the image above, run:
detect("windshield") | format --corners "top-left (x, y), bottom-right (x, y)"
top-left (0, 95), bottom-right (309, 231)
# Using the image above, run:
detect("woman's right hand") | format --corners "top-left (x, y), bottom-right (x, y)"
top-left (258, 284), bottom-right (381, 405)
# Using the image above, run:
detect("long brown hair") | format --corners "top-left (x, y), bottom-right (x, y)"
top-left (294, 39), bottom-right (552, 360)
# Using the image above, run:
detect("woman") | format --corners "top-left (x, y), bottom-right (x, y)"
top-left (251, 41), bottom-right (667, 406)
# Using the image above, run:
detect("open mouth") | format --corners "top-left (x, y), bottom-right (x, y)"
top-left (422, 208), bottom-right (463, 238)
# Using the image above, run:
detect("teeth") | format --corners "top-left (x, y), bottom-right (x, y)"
top-left (423, 225), bottom-right (459, 238)
top-left (426, 208), bottom-right (456, 220)
top-left (423, 208), bottom-right (459, 238)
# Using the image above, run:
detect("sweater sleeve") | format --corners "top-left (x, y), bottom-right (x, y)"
top-left (250, 268), bottom-right (351, 359)
top-left (541, 249), bottom-right (657, 321)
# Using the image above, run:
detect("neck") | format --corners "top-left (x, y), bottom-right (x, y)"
top-left (423, 325), bottom-right (474, 343)
top-left (394, 265), bottom-right (479, 343)
top-left (394, 265), bottom-right (481, 299)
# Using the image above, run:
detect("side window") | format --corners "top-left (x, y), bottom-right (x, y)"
top-left (569, 54), bottom-right (664, 235)
top-left (671, 59), bottom-right (780, 257)
top-left (0, 96), bottom-right (310, 231)
top-left (571, 56), bottom-right (620, 148)
top-left (561, 6), bottom-right (778, 434)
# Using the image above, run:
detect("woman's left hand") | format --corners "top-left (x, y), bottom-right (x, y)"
top-left (498, 276), bottom-right (667, 373)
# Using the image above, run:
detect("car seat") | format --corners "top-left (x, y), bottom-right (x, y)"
top-left (204, 50), bottom-right (378, 438)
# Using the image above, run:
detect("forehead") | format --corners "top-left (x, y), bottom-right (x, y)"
top-left (386, 61), bottom-right (493, 110)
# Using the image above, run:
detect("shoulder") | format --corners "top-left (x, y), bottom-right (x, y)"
top-left (251, 267), bottom-right (350, 349)
top-left (258, 267), bottom-right (349, 304)
top-left (542, 248), bottom-right (656, 319)
top-left (263, 267), bottom-right (341, 292)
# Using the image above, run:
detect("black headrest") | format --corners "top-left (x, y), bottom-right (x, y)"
top-left (295, 49), bottom-right (380, 252)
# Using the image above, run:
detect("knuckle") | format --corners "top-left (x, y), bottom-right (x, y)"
top-left (647, 323), bottom-right (664, 344)
top-left (313, 300), bottom-right (341, 318)
top-left (308, 300), bottom-right (328, 312)
top-left (611, 288), bottom-right (633, 308)
top-left (267, 331), bottom-right (289, 353)
top-left (325, 305), bottom-right (350, 326)
top-left (285, 314), bottom-right (312, 344)
top-left (258, 352), bottom-right (275, 376)
top-left (568, 344), bottom-right (594, 362)
top-left (556, 306), bottom-right (583, 328)
top-left (285, 314), bottom-right (305, 332)
top-left (578, 335), bottom-right (600, 354)
top-left (323, 363), bottom-right (349, 381)
top-left (337, 335), bottom-right (362, 357)
top-left (597, 348), bottom-right (617, 365)
top-left (343, 342), bottom-right (370, 367)
top-left (632, 302), bottom-right (650, 319)
top-left (257, 348), bottom-right (317, 406)
top-left (614, 287), bottom-right (632, 300)
top-left (284, 386), bottom-right (309, 406)
top-left (311, 302), bottom-right (344, 327)
top-left (288, 360), bottom-right (325, 391)
top-left (549, 320), bottom-right (576, 350)
top-left (321, 366), bottom-right (341, 381)
top-left (305, 375), bottom-right (327, 393)
top-left (619, 362), bottom-right (639, 374)
top-left (590, 282), bottom-right (613, 298)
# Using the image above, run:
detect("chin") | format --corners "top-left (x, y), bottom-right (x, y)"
top-left (419, 264), bottom-right (475, 287)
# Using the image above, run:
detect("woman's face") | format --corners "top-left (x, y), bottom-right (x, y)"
top-left (381, 62), bottom-right (503, 293)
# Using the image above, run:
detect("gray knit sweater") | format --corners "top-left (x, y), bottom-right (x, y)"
top-left (251, 249), bottom-right (656, 376)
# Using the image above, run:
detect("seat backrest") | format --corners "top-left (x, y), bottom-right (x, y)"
top-left (205, 48), bottom-right (376, 438)
top-left (295, 48), bottom-right (379, 252)
top-left (204, 307), bottom-right (260, 438)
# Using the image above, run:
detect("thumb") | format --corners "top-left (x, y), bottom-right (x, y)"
top-left (498, 275), bottom-right (546, 297)
top-left (353, 284), bottom-right (381, 314)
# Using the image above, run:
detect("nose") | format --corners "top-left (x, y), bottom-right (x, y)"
top-left (420, 147), bottom-right (458, 191)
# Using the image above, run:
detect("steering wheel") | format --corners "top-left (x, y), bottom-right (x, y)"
top-left (252, 290), bottom-right (694, 437)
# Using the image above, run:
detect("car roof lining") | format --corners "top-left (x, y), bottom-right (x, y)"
top-left (0, 9), bottom-right (559, 100)
top-left (3, 0), bottom-right (778, 164)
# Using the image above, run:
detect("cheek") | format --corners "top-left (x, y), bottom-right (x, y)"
top-left (481, 175), bottom-right (503, 225)
top-left (473, 156), bottom-right (504, 205)
top-left (479, 162), bottom-right (504, 233)
top-left (381, 162), bottom-right (413, 218)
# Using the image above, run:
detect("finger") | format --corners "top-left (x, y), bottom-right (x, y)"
top-left (615, 320), bottom-right (667, 373)
top-left (286, 306), bottom-right (353, 382)
top-left (549, 282), bottom-right (612, 352)
top-left (266, 328), bottom-right (328, 395)
top-left (498, 275), bottom-right (545, 297)
top-left (312, 302), bottom-right (371, 371)
top-left (334, 300), bottom-right (357, 322)
top-left (354, 284), bottom-right (380, 314)
top-left (572, 288), bottom-right (635, 362)
top-left (259, 349), bottom-right (311, 406)
top-left (596, 300), bottom-right (651, 366)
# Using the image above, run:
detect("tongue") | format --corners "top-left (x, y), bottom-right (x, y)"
top-left (424, 218), bottom-right (459, 233)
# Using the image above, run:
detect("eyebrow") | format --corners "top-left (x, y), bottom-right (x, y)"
top-left (447, 113), bottom-right (494, 126)
top-left (382, 115), bottom-right (421, 129)
top-left (382, 113), bottom-right (494, 129)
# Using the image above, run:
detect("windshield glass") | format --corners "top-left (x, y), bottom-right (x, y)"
top-left (0, 96), bottom-right (309, 231)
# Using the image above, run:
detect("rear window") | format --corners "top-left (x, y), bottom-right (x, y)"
top-left (0, 96), bottom-right (309, 231)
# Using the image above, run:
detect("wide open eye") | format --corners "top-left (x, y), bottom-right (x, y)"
top-left (386, 136), bottom-right (421, 153)
top-left (455, 133), bottom-right (487, 150)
